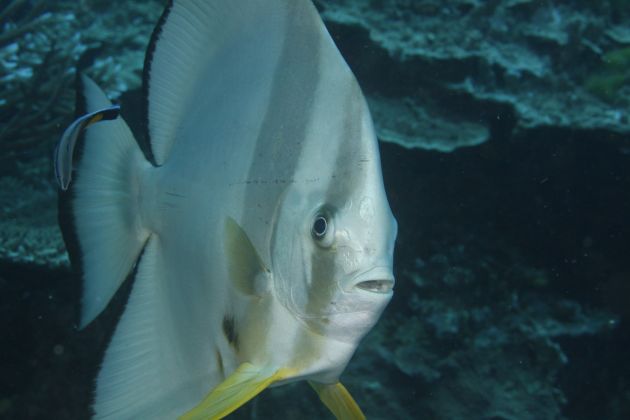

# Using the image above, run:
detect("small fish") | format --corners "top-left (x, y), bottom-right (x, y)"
top-left (54, 105), bottom-right (120, 190)
top-left (57, 1), bottom-right (397, 419)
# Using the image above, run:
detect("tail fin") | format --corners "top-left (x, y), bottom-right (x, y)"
top-left (63, 74), bottom-right (152, 327)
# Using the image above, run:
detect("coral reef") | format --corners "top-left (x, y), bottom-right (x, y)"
top-left (317, 0), bottom-right (630, 149)
top-left (584, 46), bottom-right (630, 103)
top-left (0, 157), bottom-right (65, 267)
top-left (0, 0), bottom-right (161, 162)
top-left (3, 0), bottom-right (628, 167)
top-left (339, 234), bottom-right (616, 419)
top-left (0, 0), bottom-right (163, 266)
top-left (368, 95), bottom-right (489, 152)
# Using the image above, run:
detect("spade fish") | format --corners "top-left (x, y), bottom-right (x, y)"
top-left (56, 0), bottom-right (397, 418)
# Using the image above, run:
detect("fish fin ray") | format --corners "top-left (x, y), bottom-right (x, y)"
top-left (93, 237), bottom-right (209, 419)
top-left (179, 363), bottom-right (291, 420)
top-left (309, 381), bottom-right (366, 420)
top-left (70, 75), bottom-right (151, 327)
top-left (143, 0), bottom-right (241, 164)
top-left (144, 0), bottom-right (309, 164)
top-left (93, 237), bottom-right (163, 419)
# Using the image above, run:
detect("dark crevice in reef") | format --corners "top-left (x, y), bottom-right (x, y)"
top-left (0, 262), bottom-right (133, 419)
top-left (558, 325), bottom-right (630, 420)
top-left (379, 124), bottom-right (630, 419)
top-left (381, 127), bottom-right (630, 299)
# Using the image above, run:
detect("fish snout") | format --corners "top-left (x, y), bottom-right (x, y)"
top-left (348, 266), bottom-right (395, 295)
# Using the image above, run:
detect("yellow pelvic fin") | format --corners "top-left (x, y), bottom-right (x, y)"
top-left (309, 381), bottom-right (366, 420)
top-left (225, 217), bottom-right (268, 296)
top-left (179, 363), bottom-right (292, 420)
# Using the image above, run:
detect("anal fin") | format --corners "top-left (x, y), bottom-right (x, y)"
top-left (309, 381), bottom-right (366, 420)
top-left (93, 236), bottom-right (210, 419)
top-left (179, 363), bottom-right (292, 420)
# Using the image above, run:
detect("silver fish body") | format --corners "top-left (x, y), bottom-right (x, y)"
top-left (58, 1), bottom-right (397, 418)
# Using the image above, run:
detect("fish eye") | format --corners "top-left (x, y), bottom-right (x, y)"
top-left (310, 208), bottom-right (335, 247)
top-left (312, 215), bottom-right (328, 239)
top-left (307, 205), bottom-right (336, 248)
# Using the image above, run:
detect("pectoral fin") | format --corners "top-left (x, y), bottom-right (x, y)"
top-left (309, 381), bottom-right (366, 420)
top-left (179, 363), bottom-right (292, 420)
top-left (224, 217), bottom-right (269, 296)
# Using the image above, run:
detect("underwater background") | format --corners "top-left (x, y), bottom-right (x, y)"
top-left (1, 0), bottom-right (629, 418)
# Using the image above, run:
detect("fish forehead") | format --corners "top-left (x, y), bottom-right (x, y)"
top-left (160, 0), bottom-right (392, 273)
top-left (235, 4), bottom-right (385, 256)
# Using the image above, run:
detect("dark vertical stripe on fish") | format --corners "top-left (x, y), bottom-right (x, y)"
top-left (242, 3), bottom-right (323, 228)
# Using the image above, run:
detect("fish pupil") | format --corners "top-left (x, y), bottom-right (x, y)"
top-left (312, 216), bottom-right (327, 238)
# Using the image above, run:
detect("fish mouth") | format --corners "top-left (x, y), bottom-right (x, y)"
top-left (355, 279), bottom-right (395, 294)
top-left (350, 266), bottom-right (395, 294)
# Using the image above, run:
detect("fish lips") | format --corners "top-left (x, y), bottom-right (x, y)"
top-left (347, 266), bottom-right (395, 295)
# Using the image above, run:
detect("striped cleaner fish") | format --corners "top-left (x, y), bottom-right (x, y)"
top-left (55, 0), bottom-right (397, 418)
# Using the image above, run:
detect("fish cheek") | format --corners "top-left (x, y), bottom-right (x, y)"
top-left (305, 246), bottom-right (339, 328)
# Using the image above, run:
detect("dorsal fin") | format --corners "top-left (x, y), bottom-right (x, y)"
top-left (93, 237), bottom-right (213, 419)
top-left (142, 0), bottom-right (331, 166)
top-left (142, 0), bottom-right (258, 165)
